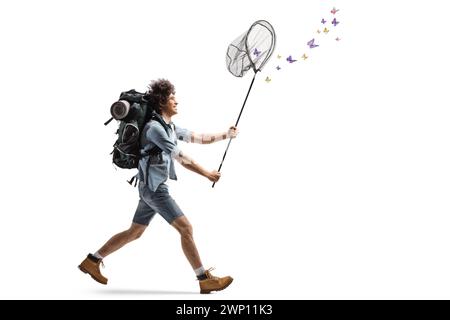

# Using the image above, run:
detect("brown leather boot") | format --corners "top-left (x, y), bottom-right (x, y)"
top-left (198, 268), bottom-right (233, 294)
top-left (78, 254), bottom-right (108, 285)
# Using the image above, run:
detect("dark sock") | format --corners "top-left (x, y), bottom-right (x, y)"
top-left (197, 273), bottom-right (208, 281)
top-left (87, 253), bottom-right (101, 263)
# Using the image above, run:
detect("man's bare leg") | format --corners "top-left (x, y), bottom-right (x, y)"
top-left (171, 215), bottom-right (233, 293)
top-left (96, 223), bottom-right (147, 258)
top-left (78, 223), bottom-right (146, 285)
top-left (171, 216), bottom-right (202, 269)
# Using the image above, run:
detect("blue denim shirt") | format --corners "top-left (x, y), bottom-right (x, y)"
top-left (137, 115), bottom-right (192, 191)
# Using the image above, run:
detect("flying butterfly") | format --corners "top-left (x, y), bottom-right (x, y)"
top-left (331, 7), bottom-right (339, 14)
top-left (301, 54), bottom-right (308, 60)
top-left (332, 18), bottom-right (339, 26)
top-left (253, 48), bottom-right (261, 57)
top-left (316, 29), bottom-right (321, 34)
top-left (323, 28), bottom-right (329, 34)
top-left (277, 54), bottom-right (282, 59)
top-left (276, 65), bottom-right (281, 70)
top-left (307, 38), bottom-right (319, 48)
top-left (321, 18), bottom-right (326, 24)
top-left (335, 37), bottom-right (341, 41)
top-left (286, 55), bottom-right (297, 63)
top-left (265, 76), bottom-right (271, 83)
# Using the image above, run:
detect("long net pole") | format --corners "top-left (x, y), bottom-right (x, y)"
top-left (212, 71), bottom-right (258, 188)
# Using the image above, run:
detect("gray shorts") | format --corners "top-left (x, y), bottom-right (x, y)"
top-left (133, 182), bottom-right (184, 225)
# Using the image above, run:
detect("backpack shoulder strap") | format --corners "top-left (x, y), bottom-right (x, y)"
top-left (149, 112), bottom-right (172, 136)
top-left (142, 121), bottom-right (163, 186)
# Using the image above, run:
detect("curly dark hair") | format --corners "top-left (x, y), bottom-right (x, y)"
top-left (145, 79), bottom-right (175, 114)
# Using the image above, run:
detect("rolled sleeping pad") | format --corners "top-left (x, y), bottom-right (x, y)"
top-left (110, 100), bottom-right (131, 120)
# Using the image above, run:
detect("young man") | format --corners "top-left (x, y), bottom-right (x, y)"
top-left (79, 79), bottom-right (238, 294)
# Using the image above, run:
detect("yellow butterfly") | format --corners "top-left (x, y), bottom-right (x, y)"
top-left (265, 76), bottom-right (272, 83)
top-left (323, 27), bottom-right (329, 34)
top-left (277, 54), bottom-right (282, 59)
top-left (301, 54), bottom-right (308, 60)
top-left (316, 29), bottom-right (321, 34)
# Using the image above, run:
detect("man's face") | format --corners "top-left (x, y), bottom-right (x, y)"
top-left (161, 93), bottom-right (178, 116)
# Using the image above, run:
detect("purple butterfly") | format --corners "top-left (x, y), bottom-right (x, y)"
top-left (307, 39), bottom-right (319, 48)
top-left (332, 18), bottom-right (339, 26)
top-left (321, 18), bottom-right (326, 24)
top-left (286, 55), bottom-right (297, 63)
top-left (253, 48), bottom-right (261, 57)
top-left (276, 65), bottom-right (281, 70)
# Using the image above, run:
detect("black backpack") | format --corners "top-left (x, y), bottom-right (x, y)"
top-left (104, 90), bottom-right (171, 181)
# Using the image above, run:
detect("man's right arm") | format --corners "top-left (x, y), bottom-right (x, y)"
top-left (174, 152), bottom-right (221, 182)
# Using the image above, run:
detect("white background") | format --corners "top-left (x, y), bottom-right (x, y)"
top-left (1, 0), bottom-right (449, 299)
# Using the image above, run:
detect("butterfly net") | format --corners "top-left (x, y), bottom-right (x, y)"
top-left (226, 20), bottom-right (276, 77)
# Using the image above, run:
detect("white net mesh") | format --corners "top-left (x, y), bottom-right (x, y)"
top-left (226, 20), bottom-right (276, 77)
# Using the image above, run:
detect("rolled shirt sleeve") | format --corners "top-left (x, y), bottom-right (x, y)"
top-left (175, 126), bottom-right (192, 143)
top-left (147, 122), bottom-right (182, 158)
